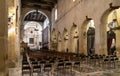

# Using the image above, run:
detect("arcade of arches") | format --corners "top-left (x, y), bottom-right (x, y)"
top-left (1, 0), bottom-right (120, 76)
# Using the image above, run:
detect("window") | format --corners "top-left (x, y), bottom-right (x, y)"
top-left (29, 38), bottom-right (34, 44)
top-left (55, 8), bottom-right (57, 21)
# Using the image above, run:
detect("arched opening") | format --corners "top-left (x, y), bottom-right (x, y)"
top-left (23, 21), bottom-right (42, 50)
top-left (51, 29), bottom-right (57, 51)
top-left (101, 8), bottom-right (120, 55)
top-left (70, 23), bottom-right (79, 53)
top-left (63, 28), bottom-right (69, 52)
top-left (57, 32), bottom-right (62, 52)
top-left (81, 19), bottom-right (95, 55)
top-left (87, 20), bottom-right (95, 55)
top-left (22, 10), bottom-right (50, 50)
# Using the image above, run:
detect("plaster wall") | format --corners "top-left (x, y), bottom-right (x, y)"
top-left (0, 0), bottom-right (8, 75)
top-left (51, 0), bottom-right (120, 54)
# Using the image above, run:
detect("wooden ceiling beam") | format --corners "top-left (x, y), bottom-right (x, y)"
top-left (22, 0), bottom-right (57, 22)
top-left (22, 0), bottom-right (57, 11)
top-left (24, 11), bottom-right (46, 22)
top-left (22, 1), bottom-right (54, 7)
top-left (22, 0), bottom-right (57, 5)
top-left (22, 4), bottom-right (52, 11)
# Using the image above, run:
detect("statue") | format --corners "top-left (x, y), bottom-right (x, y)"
top-left (107, 19), bottom-right (117, 55)
top-left (108, 19), bottom-right (117, 29)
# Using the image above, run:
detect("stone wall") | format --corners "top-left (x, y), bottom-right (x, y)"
top-left (51, 0), bottom-right (120, 55)
top-left (0, 0), bottom-right (8, 76)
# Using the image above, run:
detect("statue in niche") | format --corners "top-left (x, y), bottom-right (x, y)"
top-left (87, 27), bottom-right (95, 55)
top-left (107, 19), bottom-right (117, 55)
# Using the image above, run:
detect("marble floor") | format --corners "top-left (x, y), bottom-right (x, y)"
top-left (9, 53), bottom-right (120, 76)
top-left (9, 63), bottom-right (120, 76)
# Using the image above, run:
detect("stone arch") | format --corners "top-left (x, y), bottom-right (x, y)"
top-left (23, 21), bottom-right (42, 50)
top-left (81, 19), bottom-right (95, 55)
top-left (21, 9), bottom-right (50, 50)
top-left (63, 28), bottom-right (69, 52)
top-left (70, 23), bottom-right (79, 53)
top-left (20, 9), bottom-right (50, 40)
top-left (81, 20), bottom-right (90, 55)
top-left (101, 8), bottom-right (120, 55)
top-left (57, 32), bottom-right (62, 52)
top-left (21, 8), bottom-right (51, 23)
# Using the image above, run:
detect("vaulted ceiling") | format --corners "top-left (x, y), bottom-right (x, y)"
top-left (21, 0), bottom-right (57, 11)
top-left (24, 11), bottom-right (47, 22)
top-left (22, 0), bottom-right (57, 22)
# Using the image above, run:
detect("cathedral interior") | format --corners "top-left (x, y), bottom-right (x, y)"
top-left (1, 0), bottom-right (120, 76)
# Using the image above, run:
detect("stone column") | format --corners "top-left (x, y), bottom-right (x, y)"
top-left (0, 0), bottom-right (8, 76)
top-left (94, 19), bottom-right (104, 55)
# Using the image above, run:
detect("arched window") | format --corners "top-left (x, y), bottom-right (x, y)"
top-left (55, 6), bottom-right (58, 21)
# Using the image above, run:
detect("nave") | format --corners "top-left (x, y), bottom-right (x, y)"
top-left (1, 0), bottom-right (120, 76)
top-left (11, 49), bottom-right (120, 76)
